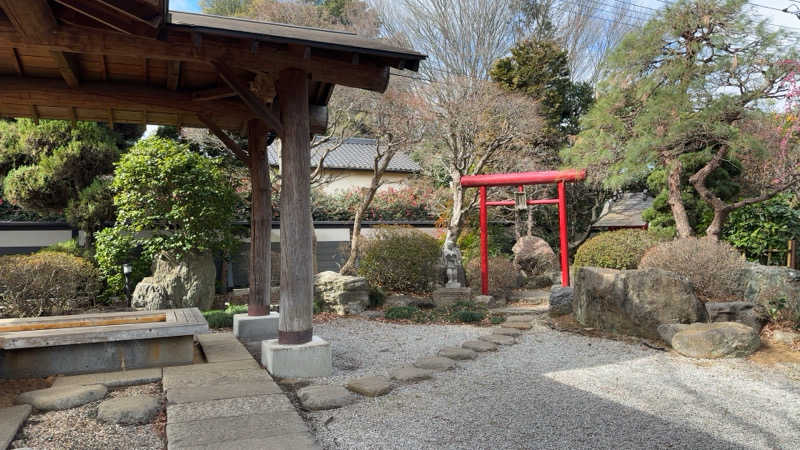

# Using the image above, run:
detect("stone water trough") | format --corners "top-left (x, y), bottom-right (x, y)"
top-left (0, 308), bottom-right (208, 378)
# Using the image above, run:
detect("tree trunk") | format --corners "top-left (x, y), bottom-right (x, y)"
top-left (339, 191), bottom-right (369, 275)
top-left (444, 171), bottom-right (465, 244)
top-left (247, 119), bottom-right (271, 316)
top-left (277, 68), bottom-right (313, 345)
top-left (666, 157), bottom-right (693, 238)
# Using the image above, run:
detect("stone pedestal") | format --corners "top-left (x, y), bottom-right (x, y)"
top-left (432, 287), bottom-right (472, 308)
top-left (233, 312), bottom-right (279, 341)
top-left (261, 336), bottom-right (332, 378)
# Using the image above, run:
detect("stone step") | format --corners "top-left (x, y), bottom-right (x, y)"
top-left (167, 395), bottom-right (295, 424)
top-left (52, 367), bottom-right (162, 388)
top-left (0, 405), bottom-right (31, 450)
top-left (166, 381), bottom-right (282, 405)
top-left (166, 410), bottom-right (309, 449)
top-left (16, 384), bottom-right (107, 411)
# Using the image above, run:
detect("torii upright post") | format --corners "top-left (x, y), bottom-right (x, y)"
top-left (461, 170), bottom-right (587, 295)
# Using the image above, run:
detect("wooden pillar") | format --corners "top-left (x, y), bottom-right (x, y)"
top-left (277, 68), bottom-right (313, 345)
top-left (247, 119), bottom-right (271, 316)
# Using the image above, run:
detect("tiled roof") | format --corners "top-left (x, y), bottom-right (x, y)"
top-left (592, 192), bottom-right (655, 228)
top-left (268, 137), bottom-right (421, 173)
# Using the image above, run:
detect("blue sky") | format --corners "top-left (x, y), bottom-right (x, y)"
top-left (170, 0), bottom-right (202, 13)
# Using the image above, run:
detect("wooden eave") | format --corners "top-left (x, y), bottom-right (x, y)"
top-left (0, 1), bottom-right (425, 132)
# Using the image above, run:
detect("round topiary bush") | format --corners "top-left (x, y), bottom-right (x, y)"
top-left (357, 227), bottom-right (441, 294)
top-left (574, 229), bottom-right (665, 270)
top-left (465, 256), bottom-right (520, 297)
top-left (639, 237), bottom-right (747, 302)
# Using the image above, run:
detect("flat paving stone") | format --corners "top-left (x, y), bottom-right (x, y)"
top-left (199, 343), bottom-right (254, 363)
top-left (52, 367), bottom-right (162, 388)
top-left (297, 385), bottom-right (356, 411)
top-left (491, 305), bottom-right (547, 315)
top-left (501, 321), bottom-right (532, 330)
top-left (388, 367), bottom-right (435, 382)
top-left (167, 381), bottom-right (282, 405)
top-left (166, 411), bottom-right (309, 449)
top-left (438, 346), bottom-right (478, 360)
top-left (462, 340), bottom-right (498, 352)
top-left (163, 368), bottom-right (271, 390)
top-left (505, 314), bottom-right (537, 322)
top-left (0, 405), bottom-right (31, 450)
top-left (98, 395), bottom-right (161, 425)
top-left (346, 376), bottom-right (392, 397)
top-left (413, 356), bottom-right (457, 371)
top-left (478, 334), bottom-right (516, 345)
top-left (167, 394), bottom-right (294, 424)
top-left (172, 432), bottom-right (319, 450)
top-left (492, 327), bottom-right (522, 337)
top-left (163, 360), bottom-right (260, 380)
top-left (16, 384), bottom-right (107, 411)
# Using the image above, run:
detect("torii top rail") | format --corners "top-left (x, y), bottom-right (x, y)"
top-left (460, 169), bottom-right (587, 294)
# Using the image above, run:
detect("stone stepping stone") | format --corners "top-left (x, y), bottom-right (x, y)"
top-left (16, 384), bottom-right (107, 411)
top-left (502, 322), bottom-right (532, 330)
top-left (297, 385), bottom-right (356, 411)
top-left (53, 367), bottom-right (161, 389)
top-left (479, 334), bottom-right (516, 345)
top-left (507, 314), bottom-right (537, 322)
top-left (346, 376), bottom-right (392, 397)
top-left (492, 328), bottom-right (522, 337)
top-left (388, 367), bottom-right (435, 382)
top-left (438, 346), bottom-right (478, 360)
top-left (462, 340), bottom-right (498, 352)
top-left (1, 405), bottom-right (31, 450)
top-left (98, 395), bottom-right (161, 425)
top-left (413, 356), bottom-right (456, 371)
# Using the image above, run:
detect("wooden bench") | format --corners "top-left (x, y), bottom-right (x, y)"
top-left (0, 308), bottom-right (208, 378)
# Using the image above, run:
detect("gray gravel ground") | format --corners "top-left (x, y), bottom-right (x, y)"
top-left (13, 383), bottom-right (164, 450)
top-left (309, 318), bottom-right (800, 450)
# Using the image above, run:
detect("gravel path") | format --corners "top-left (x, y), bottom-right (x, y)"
top-left (13, 383), bottom-right (165, 450)
top-left (309, 318), bottom-right (800, 450)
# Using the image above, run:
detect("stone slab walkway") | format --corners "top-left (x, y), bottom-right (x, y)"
top-left (165, 333), bottom-right (318, 450)
top-left (0, 404), bottom-right (31, 450)
top-left (52, 367), bottom-right (163, 388)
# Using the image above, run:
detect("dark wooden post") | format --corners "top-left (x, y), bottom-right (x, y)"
top-left (277, 68), bottom-right (313, 344)
top-left (247, 119), bottom-right (271, 316)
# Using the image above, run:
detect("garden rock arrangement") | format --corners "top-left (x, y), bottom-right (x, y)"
top-left (572, 267), bottom-right (706, 340)
top-left (737, 264), bottom-right (800, 312)
top-left (132, 251), bottom-right (216, 310)
top-left (548, 286), bottom-right (573, 316)
top-left (705, 301), bottom-right (767, 332)
top-left (313, 271), bottom-right (370, 315)
top-left (512, 235), bottom-right (557, 277)
top-left (658, 322), bottom-right (761, 358)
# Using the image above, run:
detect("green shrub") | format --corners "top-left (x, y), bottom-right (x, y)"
top-left (639, 237), bottom-right (747, 302)
top-left (94, 227), bottom-right (152, 298)
top-left (490, 315), bottom-right (506, 325)
top-left (724, 193), bottom-right (800, 265)
top-left (357, 227), bottom-right (441, 294)
top-left (384, 305), bottom-right (420, 320)
top-left (457, 224), bottom-right (515, 264)
top-left (574, 229), bottom-right (665, 270)
top-left (226, 304), bottom-right (248, 315)
top-left (0, 251), bottom-right (102, 318)
top-left (40, 239), bottom-right (88, 258)
top-left (368, 287), bottom-right (386, 308)
top-left (202, 310), bottom-right (233, 328)
top-left (452, 309), bottom-right (485, 323)
top-left (465, 256), bottom-right (520, 297)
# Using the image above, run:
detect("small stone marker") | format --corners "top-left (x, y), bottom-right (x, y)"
top-left (97, 395), bottom-right (161, 425)
top-left (492, 328), bottom-right (522, 337)
top-left (15, 384), bottom-right (107, 411)
top-left (479, 334), bottom-right (516, 345)
top-left (388, 367), bottom-right (435, 382)
top-left (297, 385), bottom-right (356, 411)
top-left (501, 322), bottom-right (532, 330)
top-left (462, 340), bottom-right (498, 352)
top-left (346, 376), bottom-right (392, 397)
top-left (438, 346), bottom-right (477, 360)
top-left (413, 356), bottom-right (456, 371)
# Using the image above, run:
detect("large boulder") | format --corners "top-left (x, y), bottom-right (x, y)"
top-left (737, 264), bottom-right (800, 313)
top-left (313, 271), bottom-right (369, 315)
top-left (705, 301), bottom-right (767, 332)
top-left (549, 286), bottom-right (573, 317)
top-left (512, 236), bottom-right (558, 277)
top-left (573, 267), bottom-right (707, 340)
top-left (132, 251), bottom-right (216, 311)
top-left (663, 322), bottom-right (761, 359)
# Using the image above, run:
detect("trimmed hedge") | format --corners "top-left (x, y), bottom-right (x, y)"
top-left (574, 229), bottom-right (665, 270)
top-left (357, 227), bottom-right (441, 294)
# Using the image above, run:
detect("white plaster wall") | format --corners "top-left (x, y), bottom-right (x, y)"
top-left (0, 229), bottom-right (73, 248)
top-left (320, 170), bottom-right (411, 194)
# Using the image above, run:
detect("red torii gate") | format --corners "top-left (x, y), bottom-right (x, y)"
top-left (460, 169), bottom-right (587, 294)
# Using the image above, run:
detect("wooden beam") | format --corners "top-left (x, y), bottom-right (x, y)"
top-left (30, 105), bottom-right (39, 124)
top-left (277, 67), bottom-right (313, 345)
top-left (167, 61), bottom-right (181, 90)
top-left (0, 25), bottom-right (392, 93)
top-left (51, 51), bottom-right (81, 88)
top-left (107, 108), bottom-right (114, 127)
top-left (70, 106), bottom-right (77, 126)
top-left (0, 77), bottom-right (328, 132)
top-left (100, 55), bottom-right (108, 81)
top-left (52, 0), bottom-right (156, 36)
top-left (213, 61), bottom-right (283, 135)
top-left (94, 0), bottom-right (163, 28)
top-left (0, 0), bottom-right (56, 41)
top-left (197, 114), bottom-right (249, 162)
top-left (10, 47), bottom-right (22, 75)
top-left (192, 86), bottom-right (236, 102)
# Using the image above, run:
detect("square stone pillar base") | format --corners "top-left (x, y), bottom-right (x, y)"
top-left (261, 336), bottom-right (332, 378)
top-left (233, 312), bottom-right (279, 340)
